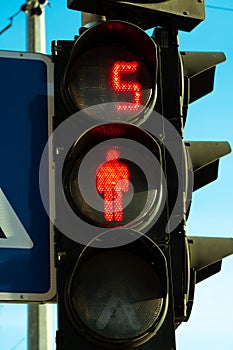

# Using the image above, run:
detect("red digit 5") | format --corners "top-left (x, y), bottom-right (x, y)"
top-left (111, 61), bottom-right (142, 112)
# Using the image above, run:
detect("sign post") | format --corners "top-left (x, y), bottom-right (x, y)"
top-left (0, 50), bottom-right (55, 302)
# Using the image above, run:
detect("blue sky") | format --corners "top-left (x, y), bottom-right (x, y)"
top-left (0, 1), bottom-right (233, 349)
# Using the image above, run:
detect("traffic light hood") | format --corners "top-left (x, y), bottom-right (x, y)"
top-left (186, 141), bottom-right (231, 191)
top-left (188, 236), bottom-right (233, 283)
top-left (181, 51), bottom-right (226, 105)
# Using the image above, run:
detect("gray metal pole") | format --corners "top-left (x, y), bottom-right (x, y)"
top-left (26, 2), bottom-right (53, 350)
top-left (26, 0), bottom-right (46, 53)
top-left (28, 304), bottom-right (53, 350)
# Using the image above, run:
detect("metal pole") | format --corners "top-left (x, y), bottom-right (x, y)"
top-left (26, 1), bottom-right (53, 350)
top-left (28, 304), bottom-right (53, 350)
top-left (26, 0), bottom-right (46, 53)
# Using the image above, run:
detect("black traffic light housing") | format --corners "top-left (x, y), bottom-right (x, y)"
top-left (53, 21), bottom-right (178, 350)
top-left (52, 2), bottom-right (233, 349)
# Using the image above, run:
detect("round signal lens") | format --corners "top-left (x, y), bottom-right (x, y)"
top-left (65, 47), bottom-right (153, 122)
top-left (62, 123), bottom-right (166, 231)
top-left (72, 251), bottom-right (164, 338)
top-left (65, 230), bottom-right (169, 347)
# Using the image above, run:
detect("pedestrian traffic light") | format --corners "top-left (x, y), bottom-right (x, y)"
top-left (49, 10), bottom-right (232, 350)
top-left (52, 20), bottom-right (178, 349)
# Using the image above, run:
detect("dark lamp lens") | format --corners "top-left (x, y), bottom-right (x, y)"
top-left (70, 250), bottom-right (164, 340)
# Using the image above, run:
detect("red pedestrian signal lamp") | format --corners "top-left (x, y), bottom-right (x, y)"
top-left (96, 148), bottom-right (130, 223)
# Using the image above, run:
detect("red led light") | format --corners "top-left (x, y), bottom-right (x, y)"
top-left (111, 61), bottom-right (142, 112)
top-left (96, 148), bottom-right (130, 222)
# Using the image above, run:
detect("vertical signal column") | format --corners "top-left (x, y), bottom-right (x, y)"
top-left (53, 21), bottom-right (176, 350)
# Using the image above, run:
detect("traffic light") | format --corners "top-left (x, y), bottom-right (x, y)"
top-left (50, 8), bottom-right (233, 350)
top-left (53, 20), bottom-right (178, 349)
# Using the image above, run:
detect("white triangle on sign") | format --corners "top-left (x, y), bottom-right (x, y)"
top-left (0, 188), bottom-right (33, 249)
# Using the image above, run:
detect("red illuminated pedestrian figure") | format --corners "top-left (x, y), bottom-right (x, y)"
top-left (96, 148), bottom-right (130, 222)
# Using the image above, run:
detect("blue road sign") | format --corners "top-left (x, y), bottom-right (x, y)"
top-left (0, 51), bottom-right (55, 301)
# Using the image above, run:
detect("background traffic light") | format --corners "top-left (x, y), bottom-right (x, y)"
top-left (52, 4), bottom-right (232, 349)
top-left (67, 0), bottom-right (205, 31)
